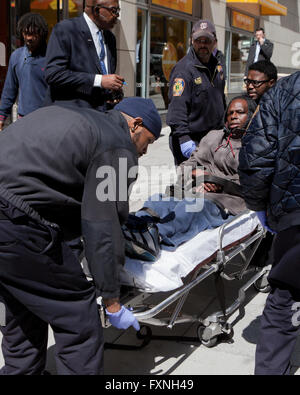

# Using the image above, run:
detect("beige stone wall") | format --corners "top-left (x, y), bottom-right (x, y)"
top-left (260, 1), bottom-right (300, 73)
top-left (114, 0), bottom-right (137, 96)
top-left (202, 0), bottom-right (227, 51)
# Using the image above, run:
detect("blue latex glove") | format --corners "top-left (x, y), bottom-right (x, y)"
top-left (256, 210), bottom-right (277, 234)
top-left (180, 140), bottom-right (196, 158)
top-left (105, 305), bottom-right (140, 331)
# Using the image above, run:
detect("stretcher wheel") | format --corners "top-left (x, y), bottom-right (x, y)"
top-left (197, 323), bottom-right (234, 348)
top-left (197, 325), bottom-right (218, 348)
top-left (254, 274), bottom-right (271, 293)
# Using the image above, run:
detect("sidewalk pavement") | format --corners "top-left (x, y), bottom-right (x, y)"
top-left (1, 126), bottom-right (300, 375)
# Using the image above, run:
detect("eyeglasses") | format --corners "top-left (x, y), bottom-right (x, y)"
top-left (96, 5), bottom-right (121, 15)
top-left (194, 37), bottom-right (213, 44)
top-left (244, 78), bottom-right (270, 87)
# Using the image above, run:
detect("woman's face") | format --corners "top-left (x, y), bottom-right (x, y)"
top-left (226, 98), bottom-right (249, 130)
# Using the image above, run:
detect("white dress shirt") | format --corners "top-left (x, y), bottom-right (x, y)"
top-left (254, 41), bottom-right (261, 63)
top-left (83, 12), bottom-right (108, 87)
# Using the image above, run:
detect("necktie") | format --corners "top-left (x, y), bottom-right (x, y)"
top-left (98, 30), bottom-right (107, 75)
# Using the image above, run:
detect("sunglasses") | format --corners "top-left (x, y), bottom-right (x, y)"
top-left (95, 5), bottom-right (120, 16)
top-left (244, 78), bottom-right (270, 87)
top-left (194, 37), bottom-right (213, 44)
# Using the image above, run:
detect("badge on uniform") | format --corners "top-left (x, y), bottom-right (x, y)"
top-left (194, 77), bottom-right (202, 85)
top-left (173, 78), bottom-right (185, 96)
top-left (217, 65), bottom-right (224, 80)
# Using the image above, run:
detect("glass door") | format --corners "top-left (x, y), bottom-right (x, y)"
top-left (136, 8), bottom-right (148, 98)
top-left (149, 13), bottom-right (191, 111)
top-left (229, 31), bottom-right (252, 93)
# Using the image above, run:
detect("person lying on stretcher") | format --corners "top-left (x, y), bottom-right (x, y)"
top-left (179, 95), bottom-right (257, 216)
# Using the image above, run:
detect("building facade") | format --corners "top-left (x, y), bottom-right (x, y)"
top-left (209, 0), bottom-right (300, 94)
top-left (0, 0), bottom-right (299, 112)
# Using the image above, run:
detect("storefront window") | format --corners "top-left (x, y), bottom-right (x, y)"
top-left (9, 1), bottom-right (57, 50)
top-left (30, 0), bottom-right (61, 34)
top-left (149, 13), bottom-right (190, 111)
top-left (136, 8), bottom-right (148, 98)
top-left (225, 8), bottom-right (256, 94)
top-left (9, 0), bottom-right (83, 51)
top-left (229, 32), bottom-right (251, 92)
top-left (68, 0), bottom-right (84, 18)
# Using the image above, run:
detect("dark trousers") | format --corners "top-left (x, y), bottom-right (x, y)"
top-left (169, 134), bottom-right (186, 165)
top-left (255, 226), bottom-right (300, 375)
top-left (0, 206), bottom-right (103, 375)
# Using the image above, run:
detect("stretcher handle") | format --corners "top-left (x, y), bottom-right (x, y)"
top-left (217, 210), bottom-right (259, 253)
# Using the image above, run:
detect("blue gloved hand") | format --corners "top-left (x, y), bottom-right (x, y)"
top-left (256, 210), bottom-right (277, 234)
top-left (105, 305), bottom-right (140, 331)
top-left (180, 140), bottom-right (196, 158)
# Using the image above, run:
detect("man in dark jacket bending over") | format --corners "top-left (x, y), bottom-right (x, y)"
top-left (239, 71), bottom-right (300, 375)
top-left (0, 97), bottom-right (161, 375)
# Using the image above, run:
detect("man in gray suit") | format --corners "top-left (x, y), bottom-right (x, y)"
top-left (244, 28), bottom-right (273, 76)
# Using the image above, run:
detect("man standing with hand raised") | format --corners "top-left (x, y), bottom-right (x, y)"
top-left (245, 28), bottom-right (273, 76)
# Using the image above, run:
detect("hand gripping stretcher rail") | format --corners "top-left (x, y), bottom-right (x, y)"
top-left (87, 210), bottom-right (271, 349)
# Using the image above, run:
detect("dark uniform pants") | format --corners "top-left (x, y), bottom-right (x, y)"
top-left (0, 203), bottom-right (103, 375)
top-left (255, 226), bottom-right (300, 375)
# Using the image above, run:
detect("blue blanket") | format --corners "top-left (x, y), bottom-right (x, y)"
top-left (136, 195), bottom-right (232, 248)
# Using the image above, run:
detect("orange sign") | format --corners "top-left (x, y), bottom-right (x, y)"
top-left (232, 11), bottom-right (255, 32)
top-left (152, 0), bottom-right (193, 14)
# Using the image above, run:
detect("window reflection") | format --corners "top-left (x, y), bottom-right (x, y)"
top-left (230, 32), bottom-right (252, 92)
top-left (148, 13), bottom-right (190, 111)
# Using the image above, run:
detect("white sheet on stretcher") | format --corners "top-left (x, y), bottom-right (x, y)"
top-left (120, 211), bottom-right (260, 293)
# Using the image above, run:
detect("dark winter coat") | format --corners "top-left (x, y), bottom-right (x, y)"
top-left (238, 71), bottom-right (300, 233)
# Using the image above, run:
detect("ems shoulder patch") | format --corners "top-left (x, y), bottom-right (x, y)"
top-left (173, 78), bottom-right (185, 96)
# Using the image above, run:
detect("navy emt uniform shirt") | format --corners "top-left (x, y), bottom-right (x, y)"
top-left (167, 46), bottom-right (226, 148)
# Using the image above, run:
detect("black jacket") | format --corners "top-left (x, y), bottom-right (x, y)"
top-left (214, 49), bottom-right (227, 81)
top-left (0, 105), bottom-right (138, 298)
top-left (167, 47), bottom-right (225, 142)
top-left (245, 39), bottom-right (273, 76)
top-left (166, 47), bottom-right (226, 164)
top-left (238, 71), bottom-right (300, 233)
top-left (45, 16), bottom-right (117, 110)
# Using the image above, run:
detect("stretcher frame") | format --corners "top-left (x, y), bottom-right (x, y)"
top-left (101, 210), bottom-right (271, 347)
